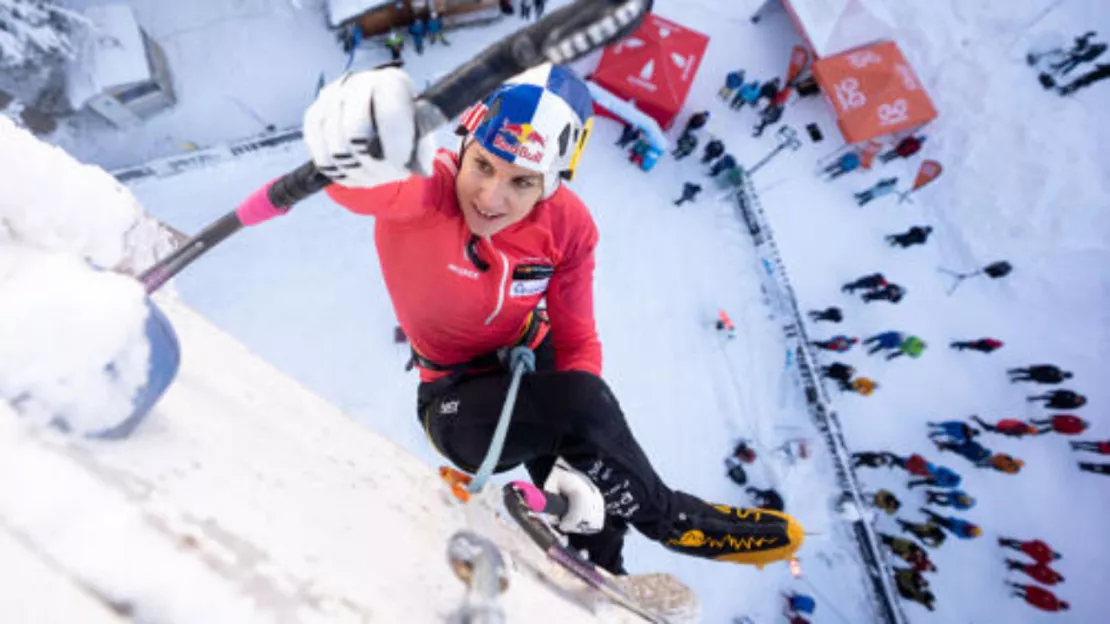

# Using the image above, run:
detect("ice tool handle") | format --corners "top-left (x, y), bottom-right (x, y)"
top-left (266, 0), bottom-right (653, 209)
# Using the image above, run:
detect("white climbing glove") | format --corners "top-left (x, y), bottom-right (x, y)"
top-left (544, 458), bottom-right (606, 535)
top-left (302, 67), bottom-right (437, 188)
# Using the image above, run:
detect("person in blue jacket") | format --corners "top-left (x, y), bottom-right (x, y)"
top-left (731, 79), bottom-right (763, 110)
top-left (709, 153), bottom-right (737, 177)
top-left (719, 69), bottom-right (746, 100)
top-left (855, 177), bottom-right (899, 206)
top-left (908, 464), bottom-right (961, 489)
top-left (934, 438), bottom-right (991, 464)
top-left (823, 151), bottom-right (862, 179)
top-left (924, 489), bottom-right (975, 510)
top-left (864, 331), bottom-right (903, 356)
top-left (427, 10), bottom-right (449, 46)
top-left (408, 17), bottom-right (426, 55)
top-left (785, 591), bottom-right (816, 615)
top-left (927, 420), bottom-right (980, 444)
top-left (920, 508), bottom-right (982, 539)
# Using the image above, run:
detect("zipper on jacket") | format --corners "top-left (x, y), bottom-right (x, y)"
top-left (483, 236), bottom-right (510, 326)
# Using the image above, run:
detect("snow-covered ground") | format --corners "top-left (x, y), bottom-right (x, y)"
top-left (8, 0), bottom-right (1110, 622)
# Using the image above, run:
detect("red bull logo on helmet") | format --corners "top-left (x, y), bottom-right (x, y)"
top-left (492, 119), bottom-right (546, 165)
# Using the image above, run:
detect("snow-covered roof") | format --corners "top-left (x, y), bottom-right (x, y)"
top-left (327, 0), bottom-right (393, 28)
top-left (783, 0), bottom-right (896, 57)
top-left (65, 4), bottom-right (152, 108)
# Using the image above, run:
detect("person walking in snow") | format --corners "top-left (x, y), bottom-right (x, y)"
top-left (934, 438), bottom-right (991, 464)
top-left (616, 123), bottom-right (642, 148)
top-left (1059, 62), bottom-right (1110, 95)
top-left (998, 537), bottom-right (1061, 562)
top-left (426, 11), bottom-right (449, 46)
top-left (927, 420), bottom-right (980, 444)
top-left (746, 486), bottom-right (785, 512)
top-left (924, 489), bottom-right (975, 511)
top-left (1051, 33), bottom-right (1106, 75)
top-left (808, 307), bottom-right (842, 323)
top-left (842, 273), bottom-right (887, 294)
top-left (878, 136), bottom-right (926, 164)
top-left (682, 110), bottom-right (710, 135)
top-left (1031, 414), bottom-right (1088, 435)
top-left (533, 0), bottom-right (546, 19)
top-left (1070, 439), bottom-right (1110, 455)
top-left (784, 592), bottom-right (816, 616)
top-left (520, 0), bottom-right (532, 20)
top-left (886, 452), bottom-right (931, 476)
top-left (907, 463), bottom-right (962, 490)
top-left (867, 489), bottom-right (902, 515)
top-left (810, 335), bottom-right (858, 353)
top-left (980, 453), bottom-right (1024, 474)
top-left (671, 132), bottom-right (698, 160)
top-left (879, 534), bottom-right (936, 572)
top-left (1006, 559), bottom-right (1064, 586)
top-left (732, 439), bottom-right (757, 464)
top-left (863, 330), bottom-right (902, 355)
top-left (673, 182), bottom-right (703, 206)
top-left (969, 415), bottom-right (1039, 438)
top-left (757, 78), bottom-right (782, 109)
top-left (1007, 582), bottom-right (1070, 613)
top-left (820, 362), bottom-right (854, 390)
top-left (1078, 462), bottom-right (1110, 476)
top-left (896, 517), bottom-right (946, 548)
top-left (1008, 364), bottom-right (1072, 384)
top-left (725, 456), bottom-right (748, 486)
top-left (1027, 389), bottom-right (1086, 410)
top-left (709, 154), bottom-right (737, 177)
top-left (861, 284), bottom-right (905, 304)
top-left (849, 376), bottom-right (878, 396)
top-left (701, 138), bottom-right (725, 164)
top-left (855, 177), bottom-right (899, 206)
top-left (886, 225), bottom-right (932, 248)
top-left (919, 508), bottom-right (982, 539)
top-left (383, 30), bottom-right (405, 62)
top-left (949, 338), bottom-right (1003, 353)
top-left (719, 69), bottom-right (746, 100)
top-left (731, 79), bottom-right (763, 110)
top-left (852, 451), bottom-right (894, 469)
top-left (893, 567), bottom-right (936, 611)
top-left (822, 151), bottom-right (861, 179)
top-left (752, 103), bottom-right (784, 137)
top-left (280, 63), bottom-right (805, 576)
top-left (408, 17), bottom-right (427, 55)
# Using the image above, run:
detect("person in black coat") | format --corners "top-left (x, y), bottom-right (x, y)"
top-left (701, 138), bottom-right (725, 164)
top-left (862, 284), bottom-right (905, 304)
top-left (682, 110), bottom-right (710, 135)
top-left (1027, 390), bottom-right (1086, 409)
top-left (808, 307), bottom-right (843, 323)
top-left (821, 362), bottom-right (855, 390)
top-left (1008, 365), bottom-right (1072, 384)
top-left (672, 132), bottom-right (698, 160)
top-left (886, 226), bottom-right (932, 248)
top-left (746, 486), bottom-right (785, 512)
top-left (842, 273), bottom-right (887, 294)
top-left (674, 182), bottom-right (703, 206)
top-left (617, 123), bottom-right (642, 147)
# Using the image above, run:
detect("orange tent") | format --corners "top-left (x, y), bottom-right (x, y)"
top-left (811, 40), bottom-right (937, 144)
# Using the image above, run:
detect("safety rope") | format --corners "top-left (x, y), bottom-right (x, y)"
top-left (467, 346), bottom-right (536, 494)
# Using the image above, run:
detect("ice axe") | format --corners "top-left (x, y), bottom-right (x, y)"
top-left (137, 0), bottom-right (653, 293)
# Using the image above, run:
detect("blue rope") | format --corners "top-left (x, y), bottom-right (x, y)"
top-left (467, 346), bottom-right (536, 493)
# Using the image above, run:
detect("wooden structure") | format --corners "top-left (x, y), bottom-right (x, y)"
top-left (329, 0), bottom-right (503, 37)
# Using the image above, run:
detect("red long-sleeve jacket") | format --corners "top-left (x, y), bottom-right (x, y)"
top-left (1051, 415), bottom-right (1087, 435)
top-left (1020, 585), bottom-right (1068, 612)
top-left (997, 419), bottom-right (1035, 435)
top-left (326, 150), bottom-right (602, 382)
top-left (1019, 562), bottom-right (1064, 586)
top-left (1021, 539), bottom-right (1059, 563)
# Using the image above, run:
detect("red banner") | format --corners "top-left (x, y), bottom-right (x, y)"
top-left (912, 159), bottom-right (943, 191)
top-left (774, 45), bottom-right (811, 107)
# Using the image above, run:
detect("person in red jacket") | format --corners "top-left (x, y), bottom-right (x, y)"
top-left (1031, 414), bottom-right (1088, 435)
top-left (970, 415), bottom-right (1038, 438)
top-left (1007, 582), bottom-right (1069, 612)
top-left (1070, 439), bottom-right (1110, 454)
top-left (878, 135), bottom-right (926, 163)
top-left (1005, 559), bottom-right (1064, 585)
top-left (998, 537), bottom-right (1061, 563)
top-left (267, 63), bottom-right (803, 575)
top-left (950, 338), bottom-right (1003, 353)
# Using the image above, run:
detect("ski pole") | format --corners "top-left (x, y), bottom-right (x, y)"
top-left (138, 0), bottom-right (653, 293)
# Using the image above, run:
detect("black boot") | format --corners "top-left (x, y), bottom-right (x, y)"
top-left (660, 491), bottom-right (803, 567)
